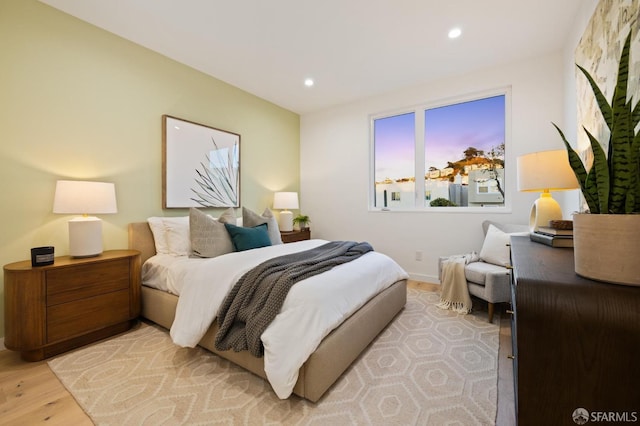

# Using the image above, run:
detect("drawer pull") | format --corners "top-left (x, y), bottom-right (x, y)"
top-left (507, 355), bottom-right (515, 360)
top-left (506, 310), bottom-right (514, 315)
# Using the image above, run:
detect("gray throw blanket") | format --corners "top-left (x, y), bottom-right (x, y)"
top-left (214, 241), bottom-right (374, 357)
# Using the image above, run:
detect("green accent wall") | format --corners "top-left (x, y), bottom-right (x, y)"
top-left (0, 0), bottom-right (299, 339)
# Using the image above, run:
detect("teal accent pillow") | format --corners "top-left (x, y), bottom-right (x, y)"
top-left (224, 223), bottom-right (272, 252)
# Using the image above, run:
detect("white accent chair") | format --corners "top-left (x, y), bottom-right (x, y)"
top-left (438, 220), bottom-right (529, 322)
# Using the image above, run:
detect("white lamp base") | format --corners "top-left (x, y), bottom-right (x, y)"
top-left (529, 192), bottom-right (563, 232)
top-left (279, 210), bottom-right (293, 232)
top-left (68, 216), bottom-right (103, 257)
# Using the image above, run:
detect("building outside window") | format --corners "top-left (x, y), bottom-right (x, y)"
top-left (372, 89), bottom-right (509, 210)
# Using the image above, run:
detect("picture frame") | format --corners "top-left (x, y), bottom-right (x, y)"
top-left (162, 115), bottom-right (240, 208)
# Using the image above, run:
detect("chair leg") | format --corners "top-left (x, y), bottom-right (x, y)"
top-left (488, 303), bottom-right (495, 323)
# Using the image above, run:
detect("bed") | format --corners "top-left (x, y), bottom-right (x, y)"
top-left (128, 221), bottom-right (407, 402)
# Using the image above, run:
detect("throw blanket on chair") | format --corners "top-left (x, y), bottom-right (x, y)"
top-left (437, 252), bottom-right (479, 314)
top-left (215, 241), bottom-right (374, 357)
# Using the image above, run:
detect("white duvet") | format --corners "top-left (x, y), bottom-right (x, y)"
top-left (142, 239), bottom-right (408, 398)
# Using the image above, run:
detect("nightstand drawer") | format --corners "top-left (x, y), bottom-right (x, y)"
top-left (46, 258), bottom-right (130, 306)
top-left (47, 289), bottom-right (130, 342)
top-left (281, 228), bottom-right (311, 243)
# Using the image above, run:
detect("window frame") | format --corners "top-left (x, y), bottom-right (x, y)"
top-left (369, 87), bottom-right (512, 213)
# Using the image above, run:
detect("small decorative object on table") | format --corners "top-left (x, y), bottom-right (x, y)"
top-left (548, 220), bottom-right (573, 230)
top-left (293, 214), bottom-right (311, 230)
top-left (31, 246), bottom-right (54, 267)
top-left (529, 231), bottom-right (573, 248)
top-left (530, 219), bottom-right (574, 247)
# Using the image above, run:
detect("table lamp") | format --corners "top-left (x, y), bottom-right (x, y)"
top-left (517, 150), bottom-right (579, 231)
top-left (53, 180), bottom-right (118, 257)
top-left (273, 192), bottom-right (299, 232)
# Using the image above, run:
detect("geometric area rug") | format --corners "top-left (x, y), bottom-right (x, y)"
top-left (48, 288), bottom-right (499, 425)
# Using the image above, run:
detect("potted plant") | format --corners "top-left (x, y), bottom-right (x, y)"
top-left (553, 29), bottom-right (639, 286)
top-left (292, 214), bottom-right (311, 230)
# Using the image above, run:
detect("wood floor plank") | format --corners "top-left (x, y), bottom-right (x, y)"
top-left (0, 350), bottom-right (92, 426)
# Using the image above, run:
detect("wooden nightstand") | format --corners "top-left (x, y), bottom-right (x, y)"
top-left (3, 250), bottom-right (141, 361)
top-left (280, 228), bottom-right (311, 243)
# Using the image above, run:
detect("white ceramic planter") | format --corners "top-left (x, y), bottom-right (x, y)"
top-left (573, 214), bottom-right (640, 286)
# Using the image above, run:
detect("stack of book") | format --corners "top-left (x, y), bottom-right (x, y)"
top-left (530, 224), bottom-right (574, 247)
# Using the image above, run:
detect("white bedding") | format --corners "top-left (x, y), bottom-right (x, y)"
top-left (141, 239), bottom-right (408, 398)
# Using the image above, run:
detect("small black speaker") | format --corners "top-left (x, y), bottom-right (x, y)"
top-left (31, 246), bottom-right (54, 267)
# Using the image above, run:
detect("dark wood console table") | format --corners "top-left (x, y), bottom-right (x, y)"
top-left (509, 236), bottom-right (640, 425)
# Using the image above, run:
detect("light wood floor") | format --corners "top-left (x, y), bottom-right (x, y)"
top-left (0, 280), bottom-right (515, 426)
top-left (0, 351), bottom-right (92, 425)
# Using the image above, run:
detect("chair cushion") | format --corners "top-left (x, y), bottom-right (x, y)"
top-left (465, 261), bottom-right (510, 285)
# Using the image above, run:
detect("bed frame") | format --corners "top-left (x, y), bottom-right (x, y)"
top-left (128, 222), bottom-right (407, 402)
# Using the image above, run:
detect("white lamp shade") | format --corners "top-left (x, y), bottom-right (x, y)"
top-left (517, 150), bottom-right (579, 192)
top-left (517, 150), bottom-right (579, 231)
top-left (53, 180), bottom-right (117, 214)
top-left (53, 180), bottom-right (117, 257)
top-left (273, 192), bottom-right (299, 210)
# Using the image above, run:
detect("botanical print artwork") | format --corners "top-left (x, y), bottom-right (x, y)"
top-left (163, 115), bottom-right (240, 208)
top-left (191, 138), bottom-right (239, 207)
top-left (575, 0), bottom-right (640, 154)
top-left (573, 0), bottom-right (639, 212)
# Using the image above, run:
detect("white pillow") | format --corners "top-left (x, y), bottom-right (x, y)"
top-left (164, 217), bottom-right (191, 256)
top-left (479, 224), bottom-right (512, 267)
top-left (147, 216), bottom-right (190, 256)
top-left (147, 217), bottom-right (169, 254)
top-left (147, 214), bottom-right (241, 257)
top-left (479, 224), bottom-right (530, 266)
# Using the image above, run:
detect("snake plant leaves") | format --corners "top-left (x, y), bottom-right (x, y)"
top-left (584, 128), bottom-right (609, 213)
top-left (555, 29), bottom-right (639, 214)
top-left (608, 32), bottom-right (633, 213)
top-left (577, 64), bottom-right (613, 130)
top-left (633, 98), bottom-right (640, 127)
top-left (553, 123), bottom-right (599, 212)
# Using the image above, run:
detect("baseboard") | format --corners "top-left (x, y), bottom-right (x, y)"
top-left (408, 272), bottom-right (440, 284)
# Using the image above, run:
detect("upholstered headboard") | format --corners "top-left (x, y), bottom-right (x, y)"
top-left (128, 222), bottom-right (157, 264)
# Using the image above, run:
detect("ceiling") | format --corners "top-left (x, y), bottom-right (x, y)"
top-left (39, 0), bottom-right (584, 114)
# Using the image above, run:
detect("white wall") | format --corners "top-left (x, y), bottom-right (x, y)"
top-left (300, 52), bottom-right (570, 282)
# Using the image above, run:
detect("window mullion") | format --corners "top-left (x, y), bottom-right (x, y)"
top-left (414, 110), bottom-right (425, 208)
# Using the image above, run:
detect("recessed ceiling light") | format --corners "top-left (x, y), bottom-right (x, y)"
top-left (448, 27), bottom-right (462, 39)
top-left (304, 78), bottom-right (314, 87)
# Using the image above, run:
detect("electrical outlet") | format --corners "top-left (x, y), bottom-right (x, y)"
top-left (415, 250), bottom-right (423, 261)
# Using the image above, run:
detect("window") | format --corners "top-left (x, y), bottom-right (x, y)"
top-left (372, 89), bottom-right (509, 210)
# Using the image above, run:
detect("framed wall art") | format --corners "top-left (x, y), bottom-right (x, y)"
top-left (162, 115), bottom-right (240, 208)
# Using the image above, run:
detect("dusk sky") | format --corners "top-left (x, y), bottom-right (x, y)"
top-left (375, 95), bottom-right (505, 181)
